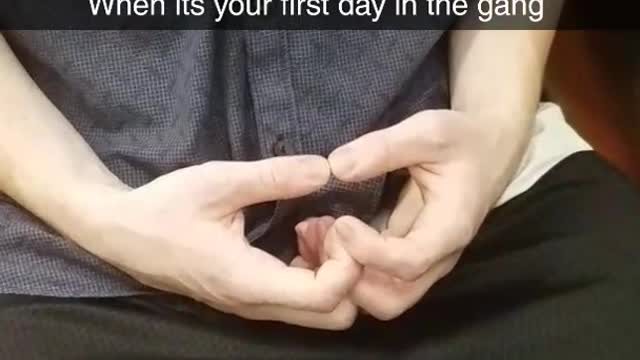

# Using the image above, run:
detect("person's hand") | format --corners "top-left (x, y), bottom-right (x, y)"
top-left (71, 155), bottom-right (361, 330)
top-left (295, 110), bottom-right (530, 320)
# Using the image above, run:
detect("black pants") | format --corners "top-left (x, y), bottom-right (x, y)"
top-left (2, 152), bottom-right (639, 360)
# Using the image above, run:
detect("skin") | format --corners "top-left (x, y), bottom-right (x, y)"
top-left (0, 35), bottom-right (360, 330)
top-left (295, 30), bottom-right (557, 321)
top-left (0, 29), bottom-right (556, 329)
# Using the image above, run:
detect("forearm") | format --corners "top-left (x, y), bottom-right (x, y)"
top-left (449, 30), bottom-right (555, 132)
top-left (448, 29), bottom-right (557, 199)
top-left (0, 35), bottom-right (127, 239)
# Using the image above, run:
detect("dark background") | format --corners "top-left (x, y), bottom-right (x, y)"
top-left (546, 1), bottom-right (640, 184)
top-left (0, 0), bottom-right (635, 30)
top-left (3, 1), bottom-right (639, 183)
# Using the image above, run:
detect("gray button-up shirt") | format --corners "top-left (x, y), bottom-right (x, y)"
top-left (1, 30), bottom-right (451, 297)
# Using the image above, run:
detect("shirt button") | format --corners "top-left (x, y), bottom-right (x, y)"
top-left (272, 136), bottom-right (295, 156)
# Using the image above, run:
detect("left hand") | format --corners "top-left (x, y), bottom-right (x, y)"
top-left (294, 109), bottom-right (531, 320)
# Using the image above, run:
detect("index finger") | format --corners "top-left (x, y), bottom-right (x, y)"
top-left (243, 237), bottom-right (361, 313)
top-left (335, 178), bottom-right (476, 281)
top-left (328, 110), bottom-right (459, 182)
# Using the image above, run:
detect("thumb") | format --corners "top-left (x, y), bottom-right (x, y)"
top-left (295, 216), bottom-right (335, 267)
top-left (328, 110), bottom-right (454, 182)
top-left (206, 155), bottom-right (330, 211)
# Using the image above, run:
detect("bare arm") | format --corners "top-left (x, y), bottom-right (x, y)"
top-left (0, 34), bottom-right (359, 329)
top-left (322, 30), bottom-right (559, 321)
top-left (449, 29), bottom-right (556, 185)
top-left (0, 34), bottom-right (127, 240)
top-left (449, 29), bottom-right (556, 152)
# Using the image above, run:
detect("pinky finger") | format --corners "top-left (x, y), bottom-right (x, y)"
top-left (290, 256), bottom-right (313, 269)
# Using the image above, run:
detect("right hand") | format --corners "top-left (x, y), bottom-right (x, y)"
top-left (71, 155), bottom-right (361, 330)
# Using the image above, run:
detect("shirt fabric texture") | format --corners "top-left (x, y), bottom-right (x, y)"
top-left (0, 30), bottom-right (454, 297)
top-left (0, 30), bottom-right (591, 298)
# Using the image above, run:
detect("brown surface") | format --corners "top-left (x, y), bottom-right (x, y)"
top-left (545, 31), bottom-right (640, 185)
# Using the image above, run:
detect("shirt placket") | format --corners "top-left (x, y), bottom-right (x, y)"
top-left (244, 31), bottom-right (302, 244)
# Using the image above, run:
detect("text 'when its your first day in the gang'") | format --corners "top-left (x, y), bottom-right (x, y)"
top-left (88, 0), bottom-right (546, 24)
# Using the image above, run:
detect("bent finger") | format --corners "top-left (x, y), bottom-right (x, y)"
top-left (333, 216), bottom-right (424, 281)
top-left (245, 245), bottom-right (360, 313)
top-left (232, 299), bottom-right (359, 330)
top-left (328, 110), bottom-right (458, 182)
top-left (352, 251), bottom-right (462, 321)
top-left (384, 178), bottom-right (424, 237)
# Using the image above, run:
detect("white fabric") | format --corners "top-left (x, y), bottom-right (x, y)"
top-left (497, 102), bottom-right (592, 206)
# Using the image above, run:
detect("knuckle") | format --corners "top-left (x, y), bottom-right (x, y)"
top-left (370, 300), bottom-right (406, 322)
top-left (260, 163), bottom-right (281, 189)
top-left (312, 289), bottom-right (343, 313)
top-left (443, 219), bottom-right (476, 249)
top-left (314, 268), bottom-right (360, 312)
top-left (395, 248), bottom-right (428, 282)
top-left (328, 305), bottom-right (358, 330)
top-left (417, 111), bottom-right (456, 150)
top-left (357, 287), bottom-right (407, 322)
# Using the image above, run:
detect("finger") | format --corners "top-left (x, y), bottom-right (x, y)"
top-left (204, 155), bottom-right (331, 211)
top-left (336, 170), bottom-right (479, 281)
top-left (384, 179), bottom-right (424, 237)
top-left (313, 216), bottom-right (336, 264)
top-left (295, 216), bottom-right (335, 267)
top-left (403, 168), bottom-right (480, 274)
top-left (290, 256), bottom-right (313, 269)
top-left (352, 251), bottom-right (461, 321)
top-left (333, 215), bottom-right (424, 282)
top-left (232, 298), bottom-right (358, 330)
top-left (328, 110), bottom-right (455, 182)
top-left (295, 221), bottom-right (317, 267)
top-left (244, 242), bottom-right (360, 313)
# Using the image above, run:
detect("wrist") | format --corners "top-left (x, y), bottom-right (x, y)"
top-left (5, 165), bottom-right (132, 247)
top-left (462, 105), bottom-right (536, 151)
top-left (58, 178), bottom-right (132, 247)
top-left (470, 109), bottom-right (536, 197)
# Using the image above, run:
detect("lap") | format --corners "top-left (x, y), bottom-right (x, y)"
top-left (2, 152), bottom-right (639, 359)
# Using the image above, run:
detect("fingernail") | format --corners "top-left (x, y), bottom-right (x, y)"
top-left (319, 216), bottom-right (337, 229)
top-left (328, 146), bottom-right (356, 179)
top-left (295, 221), bottom-right (309, 238)
top-left (333, 217), bottom-right (355, 241)
top-left (296, 222), bottom-right (313, 261)
top-left (297, 156), bottom-right (331, 184)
